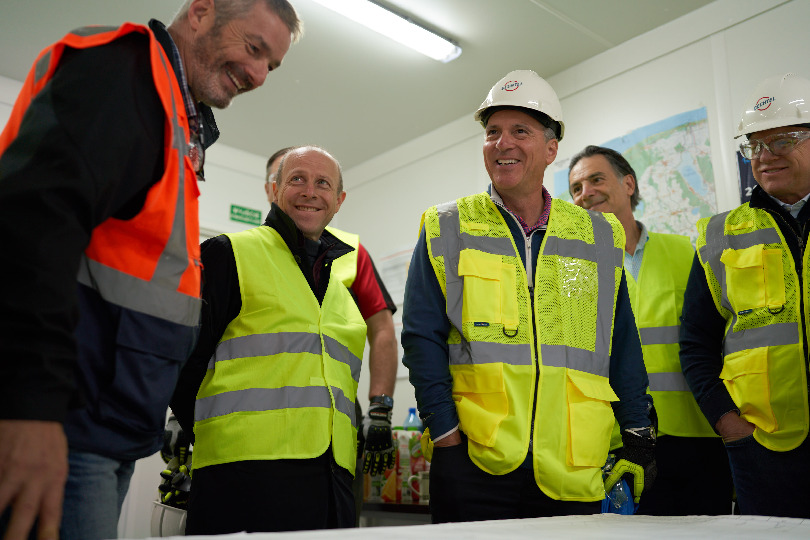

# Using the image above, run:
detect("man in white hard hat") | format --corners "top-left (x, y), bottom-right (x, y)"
top-left (569, 145), bottom-right (733, 515)
top-left (401, 70), bottom-right (656, 522)
top-left (680, 72), bottom-right (810, 518)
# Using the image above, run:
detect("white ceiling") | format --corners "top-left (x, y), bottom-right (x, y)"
top-left (0, 0), bottom-right (715, 170)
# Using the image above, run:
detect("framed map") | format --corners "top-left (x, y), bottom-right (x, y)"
top-left (553, 107), bottom-right (717, 244)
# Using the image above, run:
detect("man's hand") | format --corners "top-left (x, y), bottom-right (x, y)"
top-left (433, 430), bottom-right (462, 448)
top-left (0, 420), bottom-right (68, 540)
top-left (362, 403), bottom-right (395, 475)
top-left (715, 411), bottom-right (755, 443)
top-left (603, 426), bottom-right (656, 503)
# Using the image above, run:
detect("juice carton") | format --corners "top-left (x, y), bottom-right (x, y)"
top-left (394, 429), bottom-right (412, 502)
top-left (408, 432), bottom-right (427, 502)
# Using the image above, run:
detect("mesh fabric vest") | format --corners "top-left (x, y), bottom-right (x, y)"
top-left (697, 205), bottom-right (809, 451)
top-left (424, 193), bottom-right (625, 500)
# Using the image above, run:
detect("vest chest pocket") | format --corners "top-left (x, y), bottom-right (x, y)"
top-left (458, 249), bottom-right (518, 329)
top-left (720, 245), bottom-right (785, 313)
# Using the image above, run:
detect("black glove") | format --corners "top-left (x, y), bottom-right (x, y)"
top-left (158, 461), bottom-right (192, 509)
top-left (362, 402), bottom-right (396, 475)
top-left (603, 426), bottom-right (657, 503)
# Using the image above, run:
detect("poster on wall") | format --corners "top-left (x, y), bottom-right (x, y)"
top-left (552, 107), bottom-right (717, 244)
top-left (736, 151), bottom-right (757, 204)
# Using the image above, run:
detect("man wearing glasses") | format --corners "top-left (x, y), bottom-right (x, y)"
top-left (680, 72), bottom-right (810, 518)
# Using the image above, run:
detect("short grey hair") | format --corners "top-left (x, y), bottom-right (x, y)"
top-left (173, 0), bottom-right (303, 43)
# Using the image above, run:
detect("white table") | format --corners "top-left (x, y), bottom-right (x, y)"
top-left (136, 514), bottom-right (809, 540)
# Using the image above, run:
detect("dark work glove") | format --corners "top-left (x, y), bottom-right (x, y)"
top-left (362, 402), bottom-right (396, 475)
top-left (158, 460), bottom-right (192, 509)
top-left (603, 426), bottom-right (657, 503)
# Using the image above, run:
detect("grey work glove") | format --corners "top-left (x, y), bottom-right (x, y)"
top-left (160, 415), bottom-right (190, 465)
top-left (362, 403), bottom-right (396, 475)
top-left (603, 426), bottom-right (657, 503)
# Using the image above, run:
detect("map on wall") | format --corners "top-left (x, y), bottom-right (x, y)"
top-left (552, 107), bottom-right (717, 244)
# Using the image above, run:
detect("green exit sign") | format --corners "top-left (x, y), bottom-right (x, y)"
top-left (230, 205), bottom-right (262, 226)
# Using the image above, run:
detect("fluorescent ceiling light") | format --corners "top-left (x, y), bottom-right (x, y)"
top-left (311, 0), bottom-right (462, 63)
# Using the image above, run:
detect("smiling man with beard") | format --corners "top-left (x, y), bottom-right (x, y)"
top-left (0, 1), bottom-right (300, 539)
top-left (171, 146), bottom-right (367, 534)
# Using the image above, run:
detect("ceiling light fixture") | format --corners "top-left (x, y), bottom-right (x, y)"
top-left (311, 0), bottom-right (462, 63)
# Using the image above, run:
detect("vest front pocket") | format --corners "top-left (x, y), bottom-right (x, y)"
top-left (566, 369), bottom-right (618, 467)
top-left (451, 363), bottom-right (508, 447)
top-left (720, 347), bottom-right (777, 433)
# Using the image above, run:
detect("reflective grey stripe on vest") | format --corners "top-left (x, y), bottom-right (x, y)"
top-left (639, 325), bottom-right (679, 346)
top-left (724, 323), bottom-right (799, 355)
top-left (34, 51), bottom-right (51, 84)
top-left (210, 331), bottom-right (361, 383)
top-left (449, 341), bottom-right (532, 365)
top-left (699, 213), bottom-right (798, 353)
top-left (430, 201), bottom-right (514, 333)
top-left (77, 38), bottom-right (200, 327)
top-left (71, 25), bottom-right (118, 37)
top-left (195, 385), bottom-right (357, 428)
top-left (648, 371), bottom-right (691, 392)
top-left (540, 212), bottom-right (622, 378)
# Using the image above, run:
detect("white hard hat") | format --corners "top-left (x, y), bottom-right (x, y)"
top-left (474, 69), bottom-right (565, 141)
top-left (735, 73), bottom-right (810, 138)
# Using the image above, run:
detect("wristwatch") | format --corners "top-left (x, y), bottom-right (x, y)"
top-left (370, 394), bottom-right (394, 408)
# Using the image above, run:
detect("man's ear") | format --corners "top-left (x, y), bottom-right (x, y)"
top-left (545, 138), bottom-right (559, 165)
top-left (623, 174), bottom-right (636, 197)
top-left (334, 191), bottom-right (347, 213)
top-left (187, 0), bottom-right (215, 32)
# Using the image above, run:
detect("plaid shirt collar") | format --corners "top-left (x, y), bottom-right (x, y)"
top-left (491, 185), bottom-right (552, 235)
top-left (162, 27), bottom-right (200, 135)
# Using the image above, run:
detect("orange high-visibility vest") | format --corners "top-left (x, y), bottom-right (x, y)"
top-left (0, 23), bottom-right (202, 325)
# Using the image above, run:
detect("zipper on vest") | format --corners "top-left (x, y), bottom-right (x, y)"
top-left (526, 231), bottom-right (541, 454)
top-left (493, 196), bottom-right (542, 455)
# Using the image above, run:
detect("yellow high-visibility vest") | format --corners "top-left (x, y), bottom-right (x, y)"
top-left (697, 205), bottom-right (809, 451)
top-left (627, 232), bottom-right (715, 438)
top-left (423, 193), bottom-right (625, 501)
top-left (193, 226), bottom-right (367, 472)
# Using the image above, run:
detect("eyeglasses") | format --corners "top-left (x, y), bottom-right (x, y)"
top-left (739, 131), bottom-right (810, 160)
top-left (189, 131), bottom-right (205, 182)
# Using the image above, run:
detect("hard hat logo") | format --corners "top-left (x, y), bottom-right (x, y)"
top-left (503, 81), bottom-right (522, 92)
top-left (755, 96), bottom-right (775, 111)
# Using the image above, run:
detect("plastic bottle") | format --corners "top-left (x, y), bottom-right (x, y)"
top-left (602, 454), bottom-right (630, 511)
top-left (403, 407), bottom-right (423, 431)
